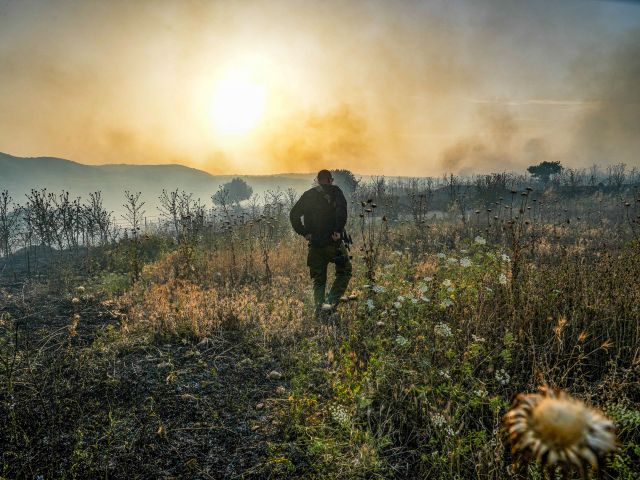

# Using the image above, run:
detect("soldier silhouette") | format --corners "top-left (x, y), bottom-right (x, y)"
top-left (289, 169), bottom-right (352, 316)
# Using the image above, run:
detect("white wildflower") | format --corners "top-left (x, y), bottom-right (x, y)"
top-left (434, 322), bottom-right (452, 338)
top-left (424, 276), bottom-right (433, 282)
top-left (436, 253), bottom-right (446, 259)
top-left (440, 299), bottom-right (454, 308)
top-left (431, 412), bottom-right (447, 428)
top-left (396, 295), bottom-right (405, 302)
top-left (472, 334), bottom-right (486, 343)
top-left (474, 235), bottom-right (486, 245)
top-left (501, 253), bottom-right (510, 262)
top-left (499, 273), bottom-right (507, 285)
top-left (475, 389), bottom-right (488, 398)
top-left (419, 284), bottom-right (430, 293)
top-left (395, 335), bottom-right (409, 346)
top-left (329, 404), bottom-right (351, 428)
top-left (448, 257), bottom-right (458, 264)
top-left (438, 369), bottom-right (451, 379)
top-left (372, 285), bottom-right (386, 294)
top-left (460, 257), bottom-right (472, 268)
top-left (366, 299), bottom-right (375, 310)
top-left (393, 301), bottom-right (402, 309)
top-left (442, 279), bottom-right (452, 288)
top-left (495, 369), bottom-right (510, 385)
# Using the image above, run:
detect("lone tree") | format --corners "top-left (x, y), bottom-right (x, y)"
top-left (527, 161), bottom-right (563, 183)
top-left (330, 169), bottom-right (359, 196)
top-left (213, 177), bottom-right (253, 205)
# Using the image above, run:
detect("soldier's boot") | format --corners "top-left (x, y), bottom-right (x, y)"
top-left (326, 253), bottom-right (353, 306)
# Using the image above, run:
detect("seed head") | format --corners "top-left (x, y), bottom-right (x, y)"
top-left (503, 386), bottom-right (616, 474)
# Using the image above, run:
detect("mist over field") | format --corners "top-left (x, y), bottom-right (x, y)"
top-left (0, 152), bottom-right (318, 215)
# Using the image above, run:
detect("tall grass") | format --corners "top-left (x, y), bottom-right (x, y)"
top-left (1, 179), bottom-right (639, 478)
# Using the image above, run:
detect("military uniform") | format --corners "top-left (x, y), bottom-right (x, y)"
top-left (289, 184), bottom-right (352, 313)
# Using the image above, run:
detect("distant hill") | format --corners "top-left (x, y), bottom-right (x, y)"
top-left (0, 152), bottom-right (316, 214)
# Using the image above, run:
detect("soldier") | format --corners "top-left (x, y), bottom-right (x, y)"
top-left (290, 169), bottom-right (352, 316)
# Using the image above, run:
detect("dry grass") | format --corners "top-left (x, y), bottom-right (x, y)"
top-left (1, 196), bottom-right (639, 479)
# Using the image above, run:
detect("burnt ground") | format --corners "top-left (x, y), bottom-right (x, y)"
top-left (0, 286), bottom-right (305, 479)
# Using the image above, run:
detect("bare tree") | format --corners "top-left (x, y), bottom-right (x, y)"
top-left (474, 173), bottom-right (509, 203)
top-left (122, 191), bottom-right (145, 235)
top-left (285, 187), bottom-right (299, 212)
top-left (404, 177), bottom-right (433, 226)
top-left (0, 190), bottom-right (21, 259)
top-left (86, 192), bottom-right (114, 246)
top-left (122, 191), bottom-right (145, 283)
top-left (444, 174), bottom-right (468, 224)
top-left (212, 186), bottom-right (237, 280)
top-left (158, 188), bottom-right (181, 241)
top-left (25, 189), bottom-right (56, 251)
top-left (606, 163), bottom-right (626, 190)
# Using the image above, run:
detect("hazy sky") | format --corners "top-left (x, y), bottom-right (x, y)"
top-left (1, 0), bottom-right (639, 175)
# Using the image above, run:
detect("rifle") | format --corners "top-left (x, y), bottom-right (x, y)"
top-left (342, 229), bottom-right (353, 252)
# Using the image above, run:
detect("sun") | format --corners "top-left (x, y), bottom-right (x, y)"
top-left (209, 73), bottom-right (266, 137)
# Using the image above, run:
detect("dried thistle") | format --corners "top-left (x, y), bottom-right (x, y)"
top-left (503, 386), bottom-right (616, 476)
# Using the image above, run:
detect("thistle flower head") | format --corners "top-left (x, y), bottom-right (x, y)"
top-left (503, 386), bottom-right (616, 474)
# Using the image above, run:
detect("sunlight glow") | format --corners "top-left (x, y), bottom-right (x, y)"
top-left (209, 73), bottom-right (267, 137)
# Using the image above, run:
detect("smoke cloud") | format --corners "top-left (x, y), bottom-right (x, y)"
top-left (0, 0), bottom-right (638, 175)
top-left (262, 105), bottom-right (370, 173)
top-left (440, 105), bottom-right (520, 174)
top-left (572, 27), bottom-right (640, 167)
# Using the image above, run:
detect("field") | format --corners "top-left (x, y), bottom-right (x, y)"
top-left (1, 174), bottom-right (639, 479)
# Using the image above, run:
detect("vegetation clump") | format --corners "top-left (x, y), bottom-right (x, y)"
top-left (1, 169), bottom-right (639, 478)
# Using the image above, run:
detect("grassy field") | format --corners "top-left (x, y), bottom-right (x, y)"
top-left (1, 184), bottom-right (639, 479)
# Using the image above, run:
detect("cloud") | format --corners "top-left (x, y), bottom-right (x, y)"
top-left (440, 104), bottom-right (520, 174)
top-left (261, 104), bottom-right (370, 172)
top-left (572, 27), bottom-right (640, 166)
top-left (0, 0), bottom-right (639, 175)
